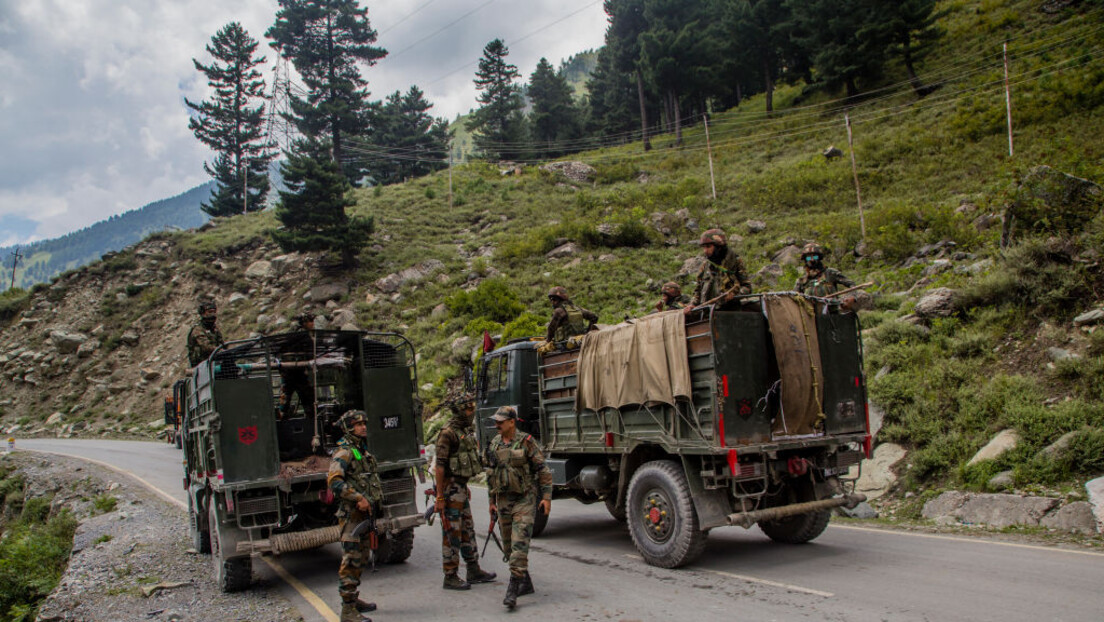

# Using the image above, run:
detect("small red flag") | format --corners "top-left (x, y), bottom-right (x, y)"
top-left (482, 329), bottom-right (496, 354)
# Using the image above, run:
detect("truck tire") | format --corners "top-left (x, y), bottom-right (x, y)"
top-left (626, 460), bottom-right (707, 568)
top-left (209, 502), bottom-right (252, 592)
top-left (377, 528), bottom-right (415, 564)
top-left (604, 495), bottom-right (626, 523)
top-left (758, 479), bottom-right (831, 544)
top-left (189, 493), bottom-right (210, 554)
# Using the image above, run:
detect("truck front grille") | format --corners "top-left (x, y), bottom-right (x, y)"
top-left (382, 476), bottom-right (414, 497)
top-left (237, 495), bottom-right (279, 516)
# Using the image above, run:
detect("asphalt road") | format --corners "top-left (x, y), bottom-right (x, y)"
top-left (14, 438), bottom-right (1104, 622)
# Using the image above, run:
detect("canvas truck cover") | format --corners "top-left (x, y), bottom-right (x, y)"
top-left (762, 295), bottom-right (825, 437)
top-left (574, 310), bottom-right (692, 412)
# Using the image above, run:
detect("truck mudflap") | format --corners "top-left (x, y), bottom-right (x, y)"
top-left (726, 493), bottom-right (867, 528)
top-left (236, 513), bottom-right (425, 555)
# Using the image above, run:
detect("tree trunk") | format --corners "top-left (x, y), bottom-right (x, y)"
top-left (636, 68), bottom-right (651, 151)
top-left (661, 92), bottom-right (671, 135)
top-left (673, 91), bottom-right (683, 147)
top-left (845, 77), bottom-right (858, 99)
top-left (763, 53), bottom-right (774, 115)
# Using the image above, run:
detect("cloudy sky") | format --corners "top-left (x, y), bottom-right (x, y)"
top-left (0, 0), bottom-right (607, 247)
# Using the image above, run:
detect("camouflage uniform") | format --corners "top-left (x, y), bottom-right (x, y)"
top-left (658, 294), bottom-right (690, 311)
top-left (186, 321), bottom-right (224, 367)
top-left (327, 430), bottom-right (384, 615)
top-left (690, 248), bottom-right (752, 306)
top-left (485, 433), bottom-right (553, 579)
top-left (795, 267), bottom-right (855, 297)
top-left (435, 416), bottom-right (488, 580)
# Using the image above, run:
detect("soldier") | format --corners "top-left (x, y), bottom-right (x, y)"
top-left (654, 281), bottom-right (689, 312)
top-left (544, 286), bottom-right (598, 344)
top-left (485, 406), bottom-right (553, 610)
top-left (434, 393), bottom-right (497, 590)
top-left (187, 299), bottom-right (224, 367)
top-left (327, 410), bottom-right (383, 622)
top-left (278, 312), bottom-right (316, 420)
top-left (684, 229), bottom-right (752, 314)
top-left (794, 242), bottom-right (855, 298)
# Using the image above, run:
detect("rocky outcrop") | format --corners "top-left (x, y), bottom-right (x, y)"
top-left (309, 282), bottom-right (350, 302)
top-left (1086, 476), bottom-right (1104, 532)
top-left (771, 245), bottom-right (803, 266)
top-left (50, 330), bottom-right (89, 354)
top-left (914, 287), bottom-right (959, 318)
top-left (546, 243), bottom-right (580, 260)
top-left (922, 491), bottom-right (1096, 533)
top-left (966, 429), bottom-right (1019, 466)
top-left (539, 161), bottom-right (596, 183)
top-left (856, 442), bottom-right (906, 500)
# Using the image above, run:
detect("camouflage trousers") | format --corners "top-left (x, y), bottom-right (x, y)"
top-left (440, 482), bottom-right (479, 574)
top-left (337, 511), bottom-right (374, 603)
top-left (494, 489), bottom-right (536, 578)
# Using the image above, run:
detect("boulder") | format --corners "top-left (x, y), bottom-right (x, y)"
top-left (987, 470), bottom-right (1015, 491)
top-left (245, 260), bottom-right (273, 279)
top-left (1039, 502), bottom-right (1098, 534)
top-left (922, 259), bottom-right (953, 277)
top-left (331, 309), bottom-right (357, 329)
top-left (546, 242), bottom-right (580, 260)
top-left (228, 292), bottom-right (247, 305)
top-left (967, 429), bottom-right (1020, 466)
top-left (46, 412), bottom-right (65, 427)
top-left (745, 219), bottom-right (767, 234)
top-left (140, 368), bottom-right (162, 382)
top-left (822, 145), bottom-right (843, 159)
top-left (837, 501), bottom-right (878, 519)
top-left (309, 282), bottom-right (349, 303)
top-left (856, 442), bottom-right (906, 500)
top-left (677, 255), bottom-right (706, 278)
top-left (374, 260), bottom-right (445, 294)
top-left (76, 341), bottom-right (98, 358)
top-left (771, 245), bottom-right (804, 266)
top-left (922, 491), bottom-right (970, 520)
top-left (1046, 347), bottom-right (1080, 362)
top-left (914, 287), bottom-right (959, 318)
top-left (270, 253), bottom-right (302, 277)
top-left (1072, 308), bottom-right (1104, 327)
top-left (450, 336), bottom-right (473, 363)
top-left (598, 254), bottom-right (616, 263)
top-left (1086, 477), bottom-right (1104, 533)
top-left (119, 331), bottom-right (140, 347)
top-left (923, 491), bottom-right (1059, 528)
top-left (49, 330), bottom-right (89, 354)
top-left (754, 263), bottom-right (784, 287)
top-left (431, 304), bottom-right (448, 319)
top-left (1036, 431), bottom-right (1079, 462)
top-left (539, 161), bottom-right (596, 183)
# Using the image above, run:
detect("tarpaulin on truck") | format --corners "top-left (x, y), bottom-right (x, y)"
top-left (575, 310), bottom-right (692, 412)
top-left (763, 295), bottom-right (825, 437)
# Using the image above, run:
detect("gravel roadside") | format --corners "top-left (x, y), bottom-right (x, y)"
top-left (1, 451), bottom-right (304, 622)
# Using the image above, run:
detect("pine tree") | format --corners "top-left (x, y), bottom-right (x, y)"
top-left (786, 0), bottom-right (891, 98)
top-left (639, 0), bottom-right (711, 146)
top-left (185, 22), bottom-right (273, 217)
top-left (528, 58), bottom-right (583, 158)
top-left (585, 45), bottom-right (641, 138)
top-left (879, 0), bottom-right (945, 96)
top-left (466, 39), bottom-right (528, 161)
top-left (266, 0), bottom-right (387, 184)
top-left (369, 86), bottom-right (450, 185)
top-left (272, 140), bottom-right (373, 266)
top-left (604, 0), bottom-right (654, 150)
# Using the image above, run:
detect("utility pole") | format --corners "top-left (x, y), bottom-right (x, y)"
top-left (448, 144), bottom-right (454, 211)
top-left (703, 114), bottom-right (717, 200)
top-left (243, 158), bottom-right (248, 214)
top-left (1003, 41), bottom-right (1014, 157)
top-left (845, 114), bottom-right (867, 244)
top-left (8, 247), bottom-right (22, 290)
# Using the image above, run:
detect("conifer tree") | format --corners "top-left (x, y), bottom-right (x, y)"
top-left (466, 39), bottom-right (527, 161)
top-left (267, 0), bottom-right (386, 184)
top-left (272, 140), bottom-right (373, 266)
top-left (603, 0), bottom-right (653, 150)
top-left (369, 86), bottom-right (450, 185)
top-left (528, 58), bottom-right (582, 158)
top-left (879, 0), bottom-right (945, 96)
top-left (586, 45), bottom-right (641, 138)
top-left (185, 22), bottom-right (273, 217)
top-left (786, 0), bottom-right (890, 98)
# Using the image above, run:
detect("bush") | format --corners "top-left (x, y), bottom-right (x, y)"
top-left (502, 312), bottom-right (544, 341)
top-left (594, 161), bottom-right (639, 184)
top-left (92, 495), bottom-right (117, 514)
top-left (0, 499), bottom-right (78, 621)
top-left (446, 279), bottom-right (525, 323)
top-left (0, 289), bottom-right (31, 323)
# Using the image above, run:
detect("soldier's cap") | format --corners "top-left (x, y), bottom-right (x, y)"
top-left (445, 391), bottom-right (476, 411)
top-left (698, 229), bottom-right (727, 246)
top-left (491, 406), bottom-right (517, 422)
top-left (198, 300), bottom-right (217, 313)
top-left (342, 410), bottom-right (368, 425)
top-left (661, 281), bottom-right (681, 296)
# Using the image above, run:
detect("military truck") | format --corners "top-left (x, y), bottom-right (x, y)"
top-left (162, 379), bottom-right (186, 448)
top-left (474, 293), bottom-right (869, 568)
top-left (181, 330), bottom-right (426, 591)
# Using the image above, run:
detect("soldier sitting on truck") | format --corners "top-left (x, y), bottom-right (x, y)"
top-left (683, 229), bottom-right (753, 315)
top-left (541, 286), bottom-right (597, 353)
top-left (277, 312), bottom-right (317, 421)
top-left (653, 281), bottom-right (689, 312)
top-left (794, 242), bottom-right (861, 310)
top-left (327, 410), bottom-right (383, 622)
top-left (187, 299), bottom-right (224, 367)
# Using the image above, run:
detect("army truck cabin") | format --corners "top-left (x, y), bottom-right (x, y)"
top-left (474, 292), bottom-right (869, 568)
top-left (182, 330), bottom-right (425, 592)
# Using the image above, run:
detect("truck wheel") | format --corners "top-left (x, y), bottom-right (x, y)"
top-left (209, 502), bottom-right (252, 592)
top-left (758, 480), bottom-right (831, 544)
top-left (626, 460), bottom-right (707, 568)
top-left (189, 493), bottom-right (210, 554)
top-left (531, 501), bottom-right (549, 538)
top-left (604, 495), bottom-right (626, 523)
top-left (377, 528), bottom-right (415, 564)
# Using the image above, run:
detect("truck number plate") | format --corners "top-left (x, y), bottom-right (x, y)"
top-left (380, 415), bottom-right (401, 430)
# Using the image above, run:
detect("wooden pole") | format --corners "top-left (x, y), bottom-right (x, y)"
top-left (845, 114), bottom-right (866, 243)
top-left (1003, 42), bottom-right (1014, 157)
top-left (242, 157), bottom-right (248, 214)
top-left (704, 114), bottom-right (717, 200)
top-left (9, 247), bottom-right (22, 290)
top-left (448, 145), bottom-right (454, 211)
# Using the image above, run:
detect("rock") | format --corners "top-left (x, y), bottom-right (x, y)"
top-left (1040, 502), bottom-right (1097, 534)
top-left (270, 253), bottom-right (302, 276)
top-left (754, 263), bottom-right (784, 287)
top-left (148, 418), bottom-right (165, 430)
top-left (823, 145), bottom-right (843, 159)
top-left (745, 219), bottom-right (767, 234)
top-left (364, 293), bottom-right (377, 306)
top-left (914, 287), bottom-right (959, 318)
top-left (70, 421), bottom-right (87, 432)
top-left (922, 491), bottom-right (970, 520)
top-left (837, 501), bottom-right (878, 519)
top-left (922, 259), bottom-right (953, 277)
top-left (46, 412), bottom-right (65, 426)
top-left (309, 282), bottom-right (349, 302)
top-left (988, 470), bottom-right (1015, 491)
top-left (867, 402), bottom-right (885, 440)
top-left (1086, 477), bottom-right (1104, 533)
top-left (967, 429), bottom-right (1020, 466)
top-left (119, 331), bottom-right (140, 347)
top-left (856, 442), bottom-right (906, 500)
top-left (677, 255), bottom-right (706, 278)
top-left (1046, 347), bottom-right (1080, 362)
top-left (331, 309), bottom-right (357, 330)
top-left (1072, 308), bottom-right (1104, 327)
top-left (916, 240), bottom-right (956, 258)
top-left (228, 292), bottom-right (247, 305)
top-left (50, 330), bottom-right (89, 354)
top-left (18, 317), bottom-right (41, 328)
top-left (539, 161), bottom-right (596, 183)
top-left (245, 260), bottom-right (275, 279)
top-left (923, 491), bottom-right (1059, 528)
top-left (598, 254), bottom-right (616, 262)
top-left (959, 258), bottom-right (994, 275)
top-left (140, 368), bottom-right (162, 382)
top-left (546, 242), bottom-right (580, 260)
top-left (431, 304), bottom-right (448, 319)
top-left (771, 245), bottom-right (804, 266)
top-left (374, 260), bottom-right (445, 293)
top-left (450, 336), bottom-right (473, 363)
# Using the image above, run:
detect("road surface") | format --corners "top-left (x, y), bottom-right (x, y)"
top-left (14, 438), bottom-right (1104, 622)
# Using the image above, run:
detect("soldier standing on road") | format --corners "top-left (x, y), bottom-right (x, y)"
top-left (484, 406), bottom-right (553, 610)
top-left (794, 242), bottom-right (855, 297)
top-left (187, 299), bottom-right (224, 367)
top-left (684, 229), bottom-right (752, 314)
top-left (544, 286), bottom-right (597, 346)
top-left (654, 281), bottom-right (689, 312)
top-left (435, 393), bottom-right (497, 590)
top-left (327, 410), bottom-right (383, 622)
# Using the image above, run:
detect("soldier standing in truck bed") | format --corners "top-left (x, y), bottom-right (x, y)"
top-left (684, 229), bottom-right (752, 314)
top-left (544, 286), bottom-right (597, 344)
top-left (435, 392), bottom-right (497, 590)
top-left (654, 281), bottom-right (689, 312)
top-left (187, 299), bottom-right (224, 367)
top-left (794, 242), bottom-right (855, 297)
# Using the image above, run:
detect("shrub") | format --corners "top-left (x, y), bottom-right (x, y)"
top-left (92, 495), bottom-right (118, 514)
top-left (446, 279), bottom-right (525, 323)
top-left (0, 500), bottom-right (78, 621)
top-left (0, 289), bottom-right (31, 323)
top-left (594, 161), bottom-right (639, 184)
top-left (502, 312), bottom-right (544, 341)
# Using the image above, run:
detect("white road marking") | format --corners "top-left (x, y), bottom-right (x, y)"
top-left (624, 554), bottom-right (834, 597)
top-left (831, 524), bottom-right (1104, 558)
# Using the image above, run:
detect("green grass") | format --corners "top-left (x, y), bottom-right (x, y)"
top-left (0, 477), bottom-right (77, 622)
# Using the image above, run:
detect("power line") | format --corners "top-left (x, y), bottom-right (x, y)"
top-left (389, 0), bottom-right (497, 59)
top-left (378, 0), bottom-right (438, 35)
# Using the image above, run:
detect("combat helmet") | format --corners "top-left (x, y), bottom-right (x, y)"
top-left (198, 300), bottom-right (217, 314)
top-left (699, 229), bottom-right (727, 246)
top-left (660, 281), bottom-right (681, 297)
top-left (801, 242), bottom-right (825, 260)
top-left (295, 309), bottom-right (316, 329)
top-left (547, 286), bottom-right (570, 301)
top-left (340, 409), bottom-right (368, 434)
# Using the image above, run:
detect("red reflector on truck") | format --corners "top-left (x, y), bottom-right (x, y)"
top-left (605, 432), bottom-right (614, 447)
top-left (727, 449), bottom-right (738, 477)
top-left (862, 435), bottom-right (872, 459)
top-left (722, 374), bottom-right (729, 397)
top-left (717, 415), bottom-right (726, 447)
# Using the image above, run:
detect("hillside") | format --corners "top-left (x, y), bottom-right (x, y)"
top-left (1, 0), bottom-right (1103, 511)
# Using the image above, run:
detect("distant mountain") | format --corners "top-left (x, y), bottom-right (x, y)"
top-left (0, 182), bottom-right (214, 290)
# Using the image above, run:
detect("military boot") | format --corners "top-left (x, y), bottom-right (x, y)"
top-left (340, 601), bottom-right (370, 622)
top-left (443, 572), bottom-right (471, 590)
top-left (354, 598), bottom-right (377, 613)
top-left (518, 570), bottom-right (534, 596)
top-left (466, 562), bottom-right (497, 584)
top-left (503, 576), bottom-right (521, 609)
